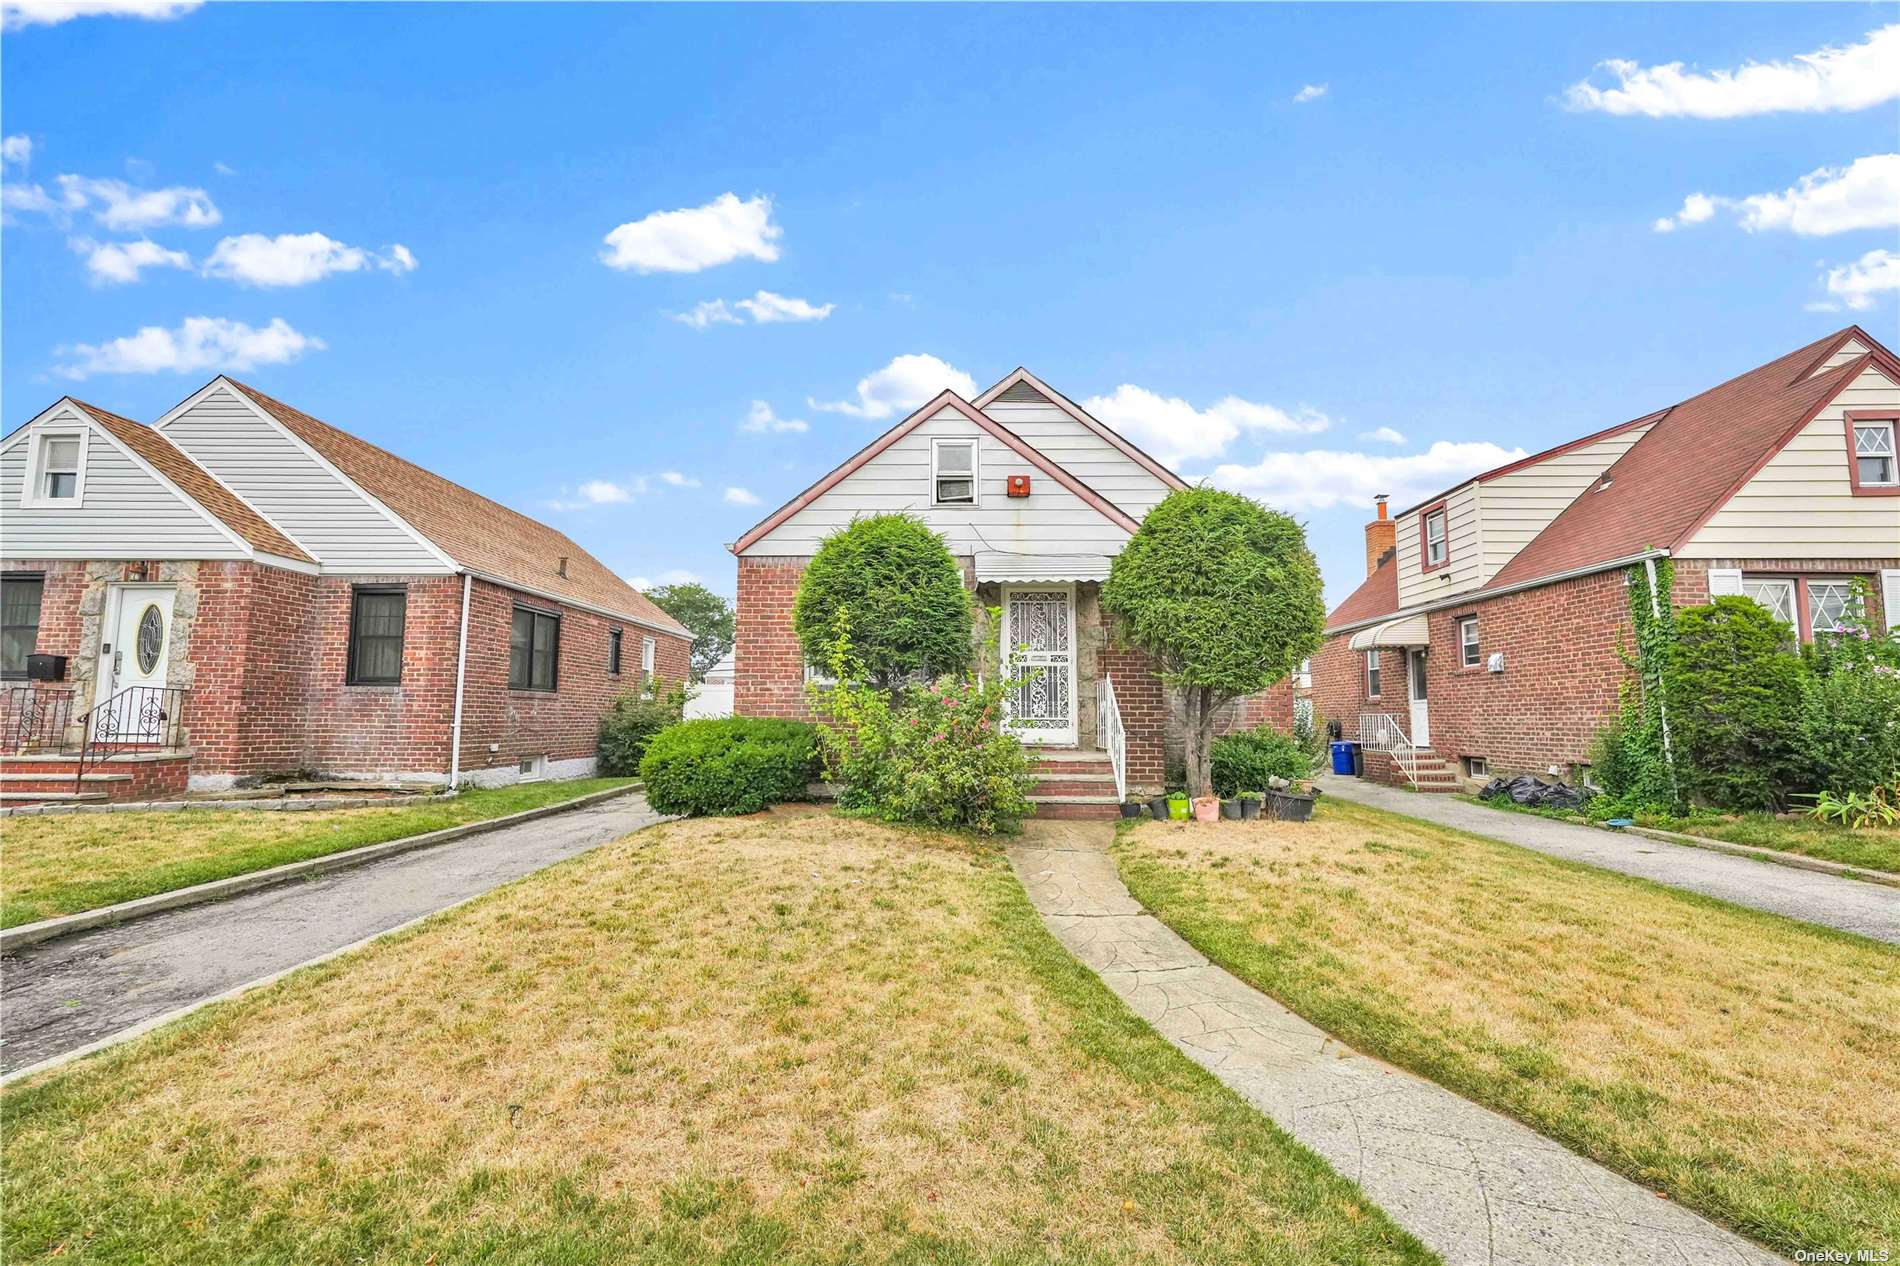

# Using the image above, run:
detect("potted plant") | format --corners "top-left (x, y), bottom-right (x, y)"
top-left (1149, 792), bottom-right (1173, 821)
top-left (1238, 791), bottom-right (1263, 820)
top-left (1219, 794), bottom-right (1243, 820)
top-left (1192, 795), bottom-right (1221, 823)
top-left (1268, 779), bottom-right (1318, 823)
top-left (1120, 798), bottom-right (1145, 819)
top-left (1166, 792), bottom-right (1191, 821)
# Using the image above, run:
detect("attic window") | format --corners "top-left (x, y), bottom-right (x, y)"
top-left (1851, 417), bottom-right (1896, 489)
top-left (22, 430), bottom-right (86, 507)
top-left (933, 439), bottom-right (977, 506)
top-left (1420, 504), bottom-right (1449, 571)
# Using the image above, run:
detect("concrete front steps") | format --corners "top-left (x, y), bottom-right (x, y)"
top-left (0, 751), bottom-right (190, 806)
top-left (1363, 747), bottom-right (1461, 793)
top-left (1028, 748), bottom-right (1121, 820)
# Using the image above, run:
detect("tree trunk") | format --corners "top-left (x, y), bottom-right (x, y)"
top-left (1182, 685), bottom-right (1212, 798)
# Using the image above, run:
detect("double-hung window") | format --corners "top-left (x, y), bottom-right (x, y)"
top-left (1458, 616), bottom-right (1480, 668)
top-left (23, 431), bottom-right (85, 506)
top-left (346, 586), bottom-right (406, 684)
top-left (1, 574), bottom-right (44, 679)
top-left (932, 438), bottom-right (977, 505)
top-left (1365, 651), bottom-right (1382, 697)
top-left (1807, 581), bottom-right (1855, 635)
top-left (641, 635), bottom-right (656, 678)
top-left (1850, 416), bottom-right (1897, 490)
top-left (510, 605), bottom-right (560, 691)
top-left (1421, 506), bottom-right (1448, 569)
top-left (608, 629), bottom-right (623, 675)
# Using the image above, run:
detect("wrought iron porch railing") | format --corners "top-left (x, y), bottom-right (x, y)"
top-left (1, 685), bottom-right (75, 754)
top-left (1356, 712), bottom-right (1421, 789)
top-left (73, 685), bottom-right (188, 794)
top-left (1097, 673), bottom-right (1127, 802)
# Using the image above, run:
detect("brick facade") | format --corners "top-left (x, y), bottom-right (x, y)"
top-left (1315, 556), bottom-right (1898, 781)
top-left (2, 559), bottom-right (690, 791)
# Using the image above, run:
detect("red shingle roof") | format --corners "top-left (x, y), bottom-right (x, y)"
top-left (72, 400), bottom-right (315, 562)
top-left (227, 381), bottom-right (688, 636)
top-left (1487, 327), bottom-right (1893, 591)
top-left (1325, 551), bottom-right (1399, 630)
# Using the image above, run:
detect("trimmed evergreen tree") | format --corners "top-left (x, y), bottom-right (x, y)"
top-left (794, 514), bottom-right (973, 688)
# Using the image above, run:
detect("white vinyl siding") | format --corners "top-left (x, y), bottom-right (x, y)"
top-left (156, 385), bottom-right (446, 572)
top-left (739, 406), bottom-right (1136, 557)
top-left (0, 407), bottom-right (245, 560)
top-left (1474, 421), bottom-right (1657, 582)
top-left (1681, 366), bottom-right (1900, 558)
top-left (1813, 338), bottom-right (1870, 376)
top-left (1395, 482), bottom-right (1482, 608)
top-left (979, 399), bottom-right (1174, 519)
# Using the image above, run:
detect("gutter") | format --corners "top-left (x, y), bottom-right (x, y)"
top-left (1325, 548), bottom-right (1671, 638)
top-left (449, 571), bottom-right (472, 787)
top-left (460, 568), bottom-right (687, 640)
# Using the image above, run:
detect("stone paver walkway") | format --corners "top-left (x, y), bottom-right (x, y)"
top-left (1009, 821), bottom-right (1778, 1266)
top-left (1317, 774), bottom-right (1900, 945)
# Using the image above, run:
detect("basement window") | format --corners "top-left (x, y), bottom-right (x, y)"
top-left (1462, 756), bottom-right (1489, 779)
top-left (932, 438), bottom-right (977, 506)
top-left (518, 754), bottom-right (547, 781)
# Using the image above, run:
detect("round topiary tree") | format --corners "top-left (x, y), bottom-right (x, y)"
top-left (1102, 487), bottom-right (1324, 798)
top-left (794, 514), bottom-right (973, 688)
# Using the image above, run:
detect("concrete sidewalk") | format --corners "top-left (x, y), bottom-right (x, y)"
top-left (1316, 774), bottom-right (1900, 945)
top-left (1009, 820), bottom-right (1777, 1266)
top-left (1, 793), bottom-right (662, 1077)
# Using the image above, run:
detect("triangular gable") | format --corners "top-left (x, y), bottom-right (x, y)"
top-left (731, 390), bottom-right (1142, 555)
top-left (973, 368), bottom-right (1188, 491)
top-left (1793, 324), bottom-right (1900, 384)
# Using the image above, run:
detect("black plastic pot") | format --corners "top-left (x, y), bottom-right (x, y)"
top-left (1238, 795), bottom-right (1262, 820)
top-left (1119, 801), bottom-right (1145, 819)
top-left (1219, 797), bottom-right (1243, 820)
top-left (1270, 791), bottom-right (1316, 823)
top-left (1148, 796), bottom-right (1171, 821)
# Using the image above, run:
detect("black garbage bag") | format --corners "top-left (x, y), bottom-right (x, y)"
top-left (1480, 774), bottom-right (1592, 810)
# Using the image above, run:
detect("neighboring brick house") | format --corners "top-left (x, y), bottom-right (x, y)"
top-left (727, 368), bottom-right (1297, 817)
top-left (2, 378), bottom-right (690, 802)
top-left (1315, 326), bottom-right (1900, 791)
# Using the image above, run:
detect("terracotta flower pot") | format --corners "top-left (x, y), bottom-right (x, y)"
top-left (1192, 795), bottom-right (1221, 823)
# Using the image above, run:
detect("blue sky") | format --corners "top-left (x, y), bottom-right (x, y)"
top-left (4, 3), bottom-right (1896, 605)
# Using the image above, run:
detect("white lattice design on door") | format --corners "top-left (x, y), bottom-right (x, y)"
top-left (1006, 589), bottom-right (1074, 736)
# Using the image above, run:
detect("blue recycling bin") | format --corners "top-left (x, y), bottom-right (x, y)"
top-left (1330, 741), bottom-right (1357, 776)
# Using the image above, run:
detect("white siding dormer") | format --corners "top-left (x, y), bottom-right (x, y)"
top-left (739, 404), bottom-right (1134, 558)
top-left (1395, 482), bottom-right (1483, 608)
top-left (1474, 420), bottom-right (1658, 582)
top-left (154, 382), bottom-right (450, 573)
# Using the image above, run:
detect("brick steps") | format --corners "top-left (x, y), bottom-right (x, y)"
top-left (1027, 747), bottom-right (1121, 819)
top-left (0, 790), bottom-right (110, 805)
top-left (0, 750), bottom-right (190, 805)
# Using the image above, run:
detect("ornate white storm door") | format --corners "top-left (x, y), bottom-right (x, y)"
top-left (1001, 585), bottom-right (1077, 745)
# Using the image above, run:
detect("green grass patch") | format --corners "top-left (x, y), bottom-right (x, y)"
top-left (0, 778), bottom-right (631, 928)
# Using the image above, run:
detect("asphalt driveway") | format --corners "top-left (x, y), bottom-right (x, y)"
top-left (1317, 775), bottom-right (1900, 945)
top-left (1, 793), bottom-right (663, 1077)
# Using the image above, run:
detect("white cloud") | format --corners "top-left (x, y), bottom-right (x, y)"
top-left (1359, 426), bottom-right (1407, 445)
top-left (741, 400), bottom-right (808, 434)
top-left (659, 470), bottom-right (701, 488)
top-left (600, 192), bottom-right (781, 274)
top-left (1657, 155), bottom-right (1900, 236)
top-left (1, 135), bottom-right (30, 165)
top-left (213, 161), bottom-right (237, 177)
top-left (1080, 384), bottom-right (1332, 467)
top-left (812, 353), bottom-right (978, 420)
top-left (1208, 441), bottom-right (1526, 512)
top-left (546, 478), bottom-right (638, 512)
top-left (672, 289), bottom-right (832, 329)
top-left (54, 315), bottom-right (323, 380)
top-left (625, 568), bottom-right (699, 591)
top-left (1821, 248), bottom-right (1900, 311)
top-left (1293, 84), bottom-right (1328, 103)
top-left (54, 174), bottom-right (219, 230)
top-left (203, 232), bottom-right (417, 287)
top-left (2, 0), bottom-right (201, 29)
top-left (1565, 24), bottom-right (1900, 117)
top-left (723, 486), bottom-right (762, 507)
top-left (69, 236), bottom-right (191, 285)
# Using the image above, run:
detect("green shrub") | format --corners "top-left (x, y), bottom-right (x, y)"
top-left (597, 685), bottom-right (687, 776)
top-left (1666, 597), bottom-right (1807, 810)
top-left (1800, 663), bottom-right (1900, 796)
top-left (1209, 726), bottom-right (1311, 797)
top-left (793, 515), bottom-right (973, 688)
top-left (638, 718), bottom-right (819, 817)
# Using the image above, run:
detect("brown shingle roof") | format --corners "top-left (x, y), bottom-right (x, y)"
top-left (226, 381), bottom-right (688, 637)
top-left (1487, 327), bottom-right (1894, 592)
top-left (71, 399), bottom-right (314, 562)
top-left (1325, 551), bottom-right (1399, 631)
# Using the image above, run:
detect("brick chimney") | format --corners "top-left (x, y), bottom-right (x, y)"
top-left (1365, 495), bottom-right (1394, 576)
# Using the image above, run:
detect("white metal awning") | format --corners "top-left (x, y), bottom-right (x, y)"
top-left (1347, 613), bottom-right (1430, 650)
top-left (973, 552), bottom-right (1114, 582)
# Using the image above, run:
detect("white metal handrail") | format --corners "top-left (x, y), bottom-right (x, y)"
top-left (1098, 674), bottom-right (1127, 802)
top-left (1357, 712), bottom-right (1421, 789)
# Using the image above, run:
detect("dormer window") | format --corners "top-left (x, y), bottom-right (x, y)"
top-left (933, 438), bottom-right (977, 505)
top-left (23, 430), bottom-right (86, 506)
top-left (1421, 504), bottom-right (1449, 570)
top-left (1850, 416), bottom-right (1897, 491)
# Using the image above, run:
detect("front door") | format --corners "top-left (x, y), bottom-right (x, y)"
top-left (97, 584), bottom-right (175, 742)
top-left (1406, 647), bottom-right (1430, 747)
top-left (1001, 585), bottom-right (1077, 745)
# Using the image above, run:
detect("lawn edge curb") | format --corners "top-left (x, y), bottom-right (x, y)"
top-left (1621, 823), bottom-right (1900, 889)
top-left (0, 782), bottom-right (642, 952)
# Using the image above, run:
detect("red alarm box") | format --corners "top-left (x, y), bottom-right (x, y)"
top-left (1006, 474), bottom-right (1032, 498)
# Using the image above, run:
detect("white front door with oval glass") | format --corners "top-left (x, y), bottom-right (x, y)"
top-left (97, 584), bottom-right (175, 740)
top-left (1406, 647), bottom-right (1430, 747)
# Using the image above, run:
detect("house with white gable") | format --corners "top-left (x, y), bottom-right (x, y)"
top-left (727, 368), bottom-right (1301, 816)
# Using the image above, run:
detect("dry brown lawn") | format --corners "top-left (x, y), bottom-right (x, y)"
top-left (1115, 799), bottom-right (1900, 1258)
top-left (2, 807), bottom-right (1430, 1266)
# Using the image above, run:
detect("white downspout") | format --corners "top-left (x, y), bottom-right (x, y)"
top-left (448, 571), bottom-right (471, 788)
top-left (1642, 556), bottom-right (1677, 784)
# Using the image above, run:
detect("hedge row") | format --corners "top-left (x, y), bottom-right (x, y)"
top-left (638, 718), bottom-right (820, 817)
